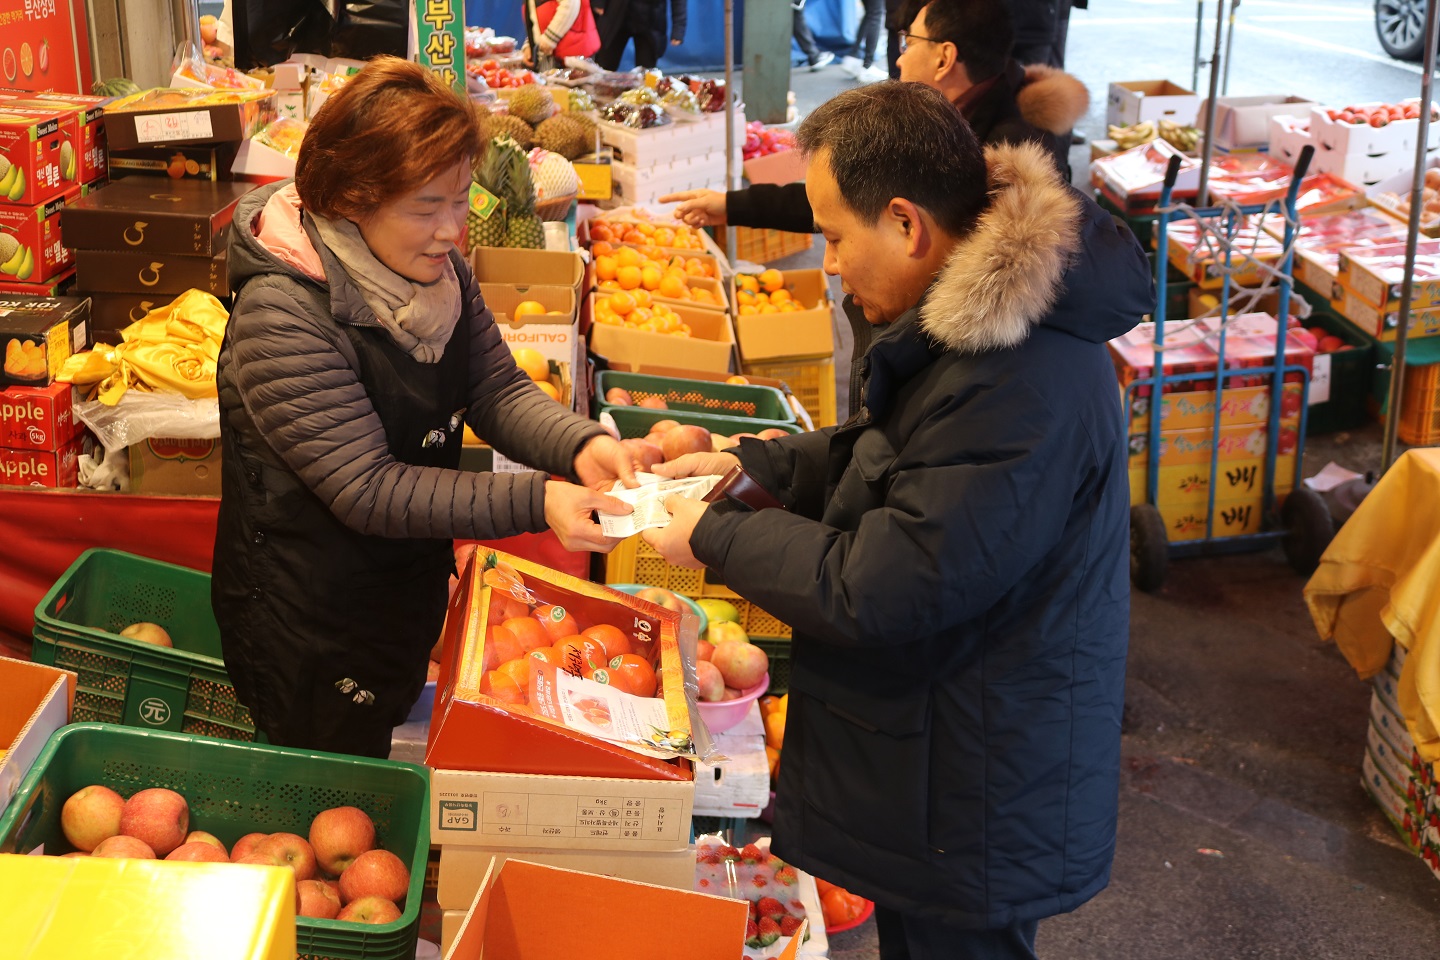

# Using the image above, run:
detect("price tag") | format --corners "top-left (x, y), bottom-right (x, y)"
top-left (1309, 353), bottom-right (1331, 405)
top-left (134, 111), bottom-right (214, 144)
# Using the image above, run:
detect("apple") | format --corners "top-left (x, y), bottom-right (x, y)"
top-left (234, 851), bottom-right (285, 867)
top-left (650, 419), bottom-right (681, 434)
top-left (309, 806), bottom-right (376, 876)
top-left (184, 830), bottom-right (227, 856)
top-left (723, 687), bottom-right (742, 700)
top-left (604, 387), bottom-right (633, 406)
top-left (336, 896), bottom-right (402, 924)
top-left (60, 784), bottom-right (125, 852)
top-left (661, 424), bottom-right (712, 461)
top-left (119, 787), bottom-right (189, 856)
top-left (712, 640), bottom-right (769, 690)
top-left (695, 659), bottom-right (725, 701)
top-left (231, 832), bottom-right (269, 862)
top-left (696, 598), bottom-right (740, 624)
top-left (92, 835), bottom-right (156, 859)
top-left (706, 620), bottom-right (748, 646)
top-left (119, 621), bottom-right (172, 647)
top-left (165, 841), bottom-right (229, 863)
top-left (297, 879), bottom-right (342, 919)
top-left (257, 832), bottom-right (319, 881)
top-left (1318, 335), bottom-right (1344, 353)
top-left (756, 428), bottom-right (790, 441)
top-left (620, 437), bottom-right (665, 471)
top-left (637, 396), bottom-right (669, 410)
top-left (636, 586), bottom-right (686, 614)
top-left (696, 638), bottom-right (715, 661)
top-left (712, 434), bottom-right (739, 451)
top-left (338, 848), bottom-right (411, 904)
top-left (61, 851), bottom-right (88, 858)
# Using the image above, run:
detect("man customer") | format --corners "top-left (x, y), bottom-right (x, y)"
top-left (643, 81), bottom-right (1151, 959)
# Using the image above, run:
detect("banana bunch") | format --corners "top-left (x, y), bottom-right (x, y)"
top-left (1108, 120), bottom-right (1157, 149)
top-left (1158, 119), bottom-right (1201, 153)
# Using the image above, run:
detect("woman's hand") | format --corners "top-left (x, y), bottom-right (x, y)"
top-left (544, 480), bottom-right (631, 553)
top-left (574, 435), bottom-right (639, 491)
top-left (640, 495), bottom-right (708, 569)
top-left (657, 189), bottom-right (727, 227)
top-left (536, 32), bottom-right (558, 55)
top-left (649, 451), bottom-right (740, 480)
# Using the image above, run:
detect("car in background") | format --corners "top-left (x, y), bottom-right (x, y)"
top-left (1377, 0), bottom-right (1432, 59)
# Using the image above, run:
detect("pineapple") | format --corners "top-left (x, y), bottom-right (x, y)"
top-left (499, 140), bottom-right (545, 249)
top-left (469, 136), bottom-right (514, 251)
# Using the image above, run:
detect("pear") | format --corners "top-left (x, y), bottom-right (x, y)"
top-left (14, 248), bottom-right (33, 281)
top-left (5, 166), bottom-right (23, 201)
top-left (0, 240), bottom-right (23, 276)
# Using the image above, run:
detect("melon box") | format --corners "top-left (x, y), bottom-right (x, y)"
top-left (0, 106), bottom-right (82, 207)
top-left (0, 91), bottom-right (108, 185)
top-left (0, 187), bottom-right (80, 286)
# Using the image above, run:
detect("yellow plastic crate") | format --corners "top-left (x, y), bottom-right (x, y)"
top-left (742, 357), bottom-right (839, 428)
top-left (605, 537), bottom-right (791, 639)
top-left (732, 226), bottom-right (814, 264)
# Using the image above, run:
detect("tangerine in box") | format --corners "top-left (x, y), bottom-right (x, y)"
top-left (0, 186), bottom-right (79, 285)
top-left (0, 106), bottom-right (81, 206)
top-left (0, 380), bottom-right (82, 451)
top-left (0, 434), bottom-right (82, 487)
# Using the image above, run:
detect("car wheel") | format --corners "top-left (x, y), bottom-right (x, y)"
top-left (1377, 0), bottom-right (1430, 60)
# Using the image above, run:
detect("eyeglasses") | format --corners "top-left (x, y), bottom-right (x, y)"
top-left (900, 30), bottom-right (941, 51)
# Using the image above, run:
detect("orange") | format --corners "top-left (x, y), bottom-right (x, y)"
top-left (529, 646), bottom-right (564, 667)
top-left (607, 654), bottom-right (657, 698)
top-left (480, 670), bottom-right (527, 705)
top-left (592, 240), bottom-right (614, 257)
top-left (691, 287), bottom-right (714, 303)
top-left (634, 221), bottom-right (655, 236)
top-left (510, 347), bottom-right (549, 382)
top-left (616, 265), bottom-right (643, 290)
top-left (595, 255), bottom-right (618, 281)
top-left (739, 304), bottom-right (759, 316)
top-left (640, 265), bottom-right (663, 291)
top-left (534, 603), bottom-right (580, 642)
top-left (736, 274), bottom-right (759, 293)
top-left (503, 616), bottom-right (551, 654)
top-left (769, 289), bottom-right (792, 305)
top-left (536, 381), bottom-right (561, 402)
top-left (598, 279), bottom-right (621, 291)
top-left (631, 289), bottom-right (652, 309)
top-left (653, 227), bottom-right (675, 247)
top-left (622, 228), bottom-right (645, 244)
top-left (684, 258), bottom-right (706, 277)
top-left (609, 291), bottom-right (636, 316)
top-left (497, 657), bottom-right (534, 690)
top-left (760, 304), bottom-right (780, 314)
top-left (726, 375), bottom-right (750, 384)
top-left (589, 223), bottom-right (614, 242)
top-left (513, 300), bottom-right (548, 317)
top-left (629, 307), bottom-right (653, 325)
top-left (616, 246), bottom-right (642, 268)
top-left (658, 274), bottom-right (687, 299)
top-left (759, 268), bottom-right (784, 292)
top-left (737, 289), bottom-right (756, 307)
top-left (582, 624), bottom-right (632, 659)
top-left (484, 624), bottom-right (525, 668)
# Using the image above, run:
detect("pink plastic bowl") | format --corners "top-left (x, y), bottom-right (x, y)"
top-left (696, 672), bottom-right (770, 734)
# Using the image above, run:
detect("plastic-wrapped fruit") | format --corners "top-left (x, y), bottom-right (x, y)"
top-left (638, 104), bottom-right (666, 128)
top-left (660, 88), bottom-right (700, 115)
top-left (619, 87), bottom-right (660, 106)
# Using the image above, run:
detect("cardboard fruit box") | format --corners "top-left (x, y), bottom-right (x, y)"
top-left (0, 657), bottom-right (73, 823)
top-left (0, 380), bottom-right (83, 451)
top-left (443, 859), bottom-right (804, 960)
top-left (0, 91), bottom-right (109, 185)
top-left (0, 187), bottom-right (79, 285)
top-left (1336, 239), bottom-right (1440, 312)
top-left (1129, 454), bottom-right (1296, 509)
top-left (72, 247), bottom-right (229, 297)
top-left (60, 178), bottom-right (253, 257)
top-left (1107, 80), bottom-right (1202, 129)
top-left (0, 435), bottom-right (83, 487)
top-left (1154, 494), bottom-right (1269, 543)
top-left (1196, 95), bottom-right (1318, 152)
top-left (588, 291), bottom-right (737, 373)
top-left (0, 267), bottom-right (74, 297)
top-left (730, 268), bottom-right (835, 363)
top-left (426, 549), bottom-right (701, 781)
top-left (435, 843), bottom-right (698, 910)
top-left (103, 88), bottom-right (276, 151)
top-left (1125, 381), bottom-right (1303, 432)
top-left (0, 105), bottom-right (82, 207)
top-left (0, 293), bottom-right (89, 387)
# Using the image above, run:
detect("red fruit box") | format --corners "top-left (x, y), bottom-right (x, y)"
top-left (1205, 152), bottom-right (1363, 215)
top-left (1110, 320), bottom-right (1218, 397)
top-left (0, 186), bottom-right (80, 285)
top-left (1127, 420), bottom-right (1299, 468)
top-left (0, 434), bottom-right (82, 488)
top-left (1260, 207), bottom-right (1409, 295)
top-left (0, 380), bottom-right (83, 451)
top-left (1166, 214), bottom-right (1284, 289)
top-left (0, 91), bottom-right (109, 184)
top-left (426, 549), bottom-right (702, 781)
top-left (1090, 139), bottom-right (1200, 202)
top-left (1197, 312), bottom-right (1314, 387)
top-left (0, 106), bottom-right (82, 206)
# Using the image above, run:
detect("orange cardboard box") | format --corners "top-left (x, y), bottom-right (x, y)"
top-left (587, 292), bottom-right (736, 373)
top-left (1129, 454), bottom-right (1297, 508)
top-left (443, 858), bottom-right (805, 960)
top-left (0, 657), bottom-right (74, 821)
top-left (426, 550), bottom-right (699, 781)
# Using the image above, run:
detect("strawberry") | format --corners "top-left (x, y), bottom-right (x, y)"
top-left (719, 844), bottom-right (741, 860)
top-left (756, 917), bottom-right (781, 947)
top-left (779, 915), bottom-right (805, 938)
top-left (755, 896), bottom-right (787, 921)
top-left (749, 899), bottom-right (760, 919)
top-left (739, 843), bottom-right (764, 864)
top-left (774, 865), bottom-right (798, 887)
top-left (698, 852), bottom-right (722, 864)
top-left (744, 920), bottom-right (760, 948)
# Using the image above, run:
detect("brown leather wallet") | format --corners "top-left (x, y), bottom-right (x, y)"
top-left (702, 465), bottom-right (787, 511)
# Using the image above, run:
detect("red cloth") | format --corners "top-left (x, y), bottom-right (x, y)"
top-left (535, 0), bottom-right (601, 58)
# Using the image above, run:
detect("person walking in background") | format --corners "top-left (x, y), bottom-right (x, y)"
top-left (593, 0), bottom-right (686, 70)
top-left (794, 0), bottom-right (837, 70)
top-left (1008, 0), bottom-right (1082, 68)
top-left (885, 0), bottom-right (904, 76)
top-left (841, 0), bottom-right (888, 82)
top-left (521, 0), bottom-right (601, 70)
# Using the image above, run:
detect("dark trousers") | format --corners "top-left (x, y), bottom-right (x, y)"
top-left (596, 30), bottom-right (661, 69)
top-left (846, 0), bottom-right (884, 65)
top-left (875, 906), bottom-right (1041, 960)
top-left (1011, 0), bottom-right (1073, 67)
top-left (793, 1), bottom-right (823, 62)
top-left (885, 0), bottom-right (902, 76)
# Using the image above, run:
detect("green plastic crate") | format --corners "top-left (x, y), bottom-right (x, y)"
top-left (0, 723), bottom-right (430, 960)
top-left (31, 548), bottom-right (258, 741)
top-left (1302, 308), bottom-right (1375, 435)
top-left (594, 371), bottom-right (796, 423)
top-left (753, 636), bottom-right (791, 695)
top-left (602, 406), bottom-right (803, 441)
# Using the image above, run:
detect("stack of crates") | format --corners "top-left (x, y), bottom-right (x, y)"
top-left (1370, 344), bottom-right (1440, 446)
top-left (1363, 644), bottom-right (1440, 876)
top-left (732, 227), bottom-right (814, 265)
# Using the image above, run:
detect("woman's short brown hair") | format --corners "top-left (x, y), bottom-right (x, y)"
top-left (296, 56), bottom-right (485, 221)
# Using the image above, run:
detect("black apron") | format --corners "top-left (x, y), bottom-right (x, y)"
top-left (214, 301), bottom-right (470, 758)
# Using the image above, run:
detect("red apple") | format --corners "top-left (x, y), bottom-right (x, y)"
top-left (92, 835), bottom-right (156, 859)
top-left (338, 848), bottom-right (410, 904)
top-left (620, 437), bottom-right (665, 471)
top-left (638, 396), bottom-right (669, 410)
top-left (336, 896), bottom-right (402, 924)
top-left (650, 419), bottom-right (681, 434)
top-left (695, 659), bottom-right (725, 701)
top-left (723, 687), bottom-right (742, 700)
top-left (604, 387), bottom-right (633, 406)
top-left (1318, 335), bottom-right (1344, 353)
top-left (234, 851), bottom-right (286, 868)
top-left (661, 424), bottom-right (712, 461)
top-left (61, 851), bottom-right (88, 858)
top-left (309, 806), bottom-right (376, 876)
top-left (730, 432), bottom-right (760, 442)
top-left (60, 784), bottom-right (125, 852)
top-left (636, 586), bottom-right (686, 614)
top-left (165, 841), bottom-right (229, 863)
top-left (711, 640), bottom-right (769, 690)
top-left (184, 830), bottom-right (227, 856)
top-left (297, 879), bottom-right (342, 919)
top-left (119, 787), bottom-right (189, 856)
top-left (230, 832), bottom-right (268, 862)
top-left (257, 832), bottom-right (318, 881)
top-left (706, 621), bottom-right (748, 646)
top-left (119, 622), bottom-right (173, 647)
top-left (696, 639), bottom-right (715, 662)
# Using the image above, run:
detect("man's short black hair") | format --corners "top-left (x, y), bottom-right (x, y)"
top-left (797, 81), bottom-right (988, 238)
top-left (898, 0), bottom-right (1015, 83)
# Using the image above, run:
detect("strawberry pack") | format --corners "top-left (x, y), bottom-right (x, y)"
top-left (694, 835), bottom-right (826, 959)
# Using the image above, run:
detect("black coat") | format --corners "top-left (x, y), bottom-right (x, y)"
top-left (596, 0), bottom-right (686, 50)
top-left (691, 143), bottom-right (1154, 926)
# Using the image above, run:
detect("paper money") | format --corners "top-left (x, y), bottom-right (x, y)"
top-left (598, 472), bottom-right (723, 538)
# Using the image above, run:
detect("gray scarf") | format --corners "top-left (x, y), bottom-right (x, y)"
top-left (311, 214), bottom-right (462, 363)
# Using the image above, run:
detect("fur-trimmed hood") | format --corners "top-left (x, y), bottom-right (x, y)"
top-left (1017, 64), bottom-right (1091, 136)
top-left (921, 141), bottom-right (1151, 354)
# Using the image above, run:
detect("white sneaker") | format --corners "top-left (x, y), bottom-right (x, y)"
top-left (855, 64), bottom-right (888, 83)
top-left (810, 51), bottom-right (834, 70)
top-left (839, 55), bottom-right (863, 78)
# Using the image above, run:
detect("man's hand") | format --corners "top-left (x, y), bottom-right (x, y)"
top-left (658, 189), bottom-right (727, 227)
top-left (640, 495), bottom-right (708, 568)
top-left (574, 434), bottom-right (639, 491)
top-left (544, 480), bottom-right (631, 553)
top-left (649, 450), bottom-right (740, 480)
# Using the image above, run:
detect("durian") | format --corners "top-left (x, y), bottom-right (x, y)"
top-left (532, 115), bottom-right (587, 161)
top-left (506, 86), bottom-right (554, 127)
top-left (486, 112), bottom-right (535, 151)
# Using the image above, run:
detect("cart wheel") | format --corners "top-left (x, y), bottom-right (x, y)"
top-left (1281, 487), bottom-right (1334, 576)
top-left (1130, 504), bottom-right (1168, 593)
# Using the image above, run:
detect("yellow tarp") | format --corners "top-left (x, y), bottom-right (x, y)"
top-left (58, 289), bottom-right (228, 404)
top-left (1304, 448), bottom-right (1440, 762)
